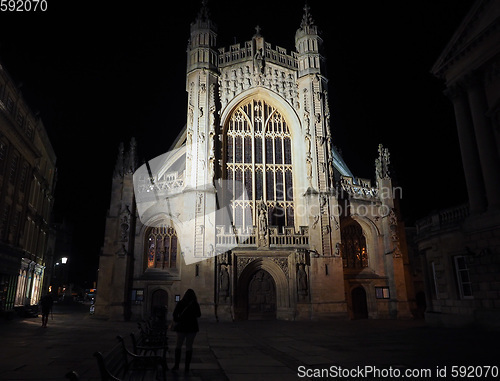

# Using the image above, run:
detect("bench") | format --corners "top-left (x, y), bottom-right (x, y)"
top-left (136, 320), bottom-right (169, 350)
top-left (130, 332), bottom-right (168, 358)
top-left (93, 335), bottom-right (167, 381)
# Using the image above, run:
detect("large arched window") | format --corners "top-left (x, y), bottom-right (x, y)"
top-left (341, 220), bottom-right (368, 268)
top-left (225, 99), bottom-right (294, 229)
top-left (145, 224), bottom-right (178, 269)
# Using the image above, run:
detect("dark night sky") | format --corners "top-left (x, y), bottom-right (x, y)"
top-left (0, 0), bottom-right (474, 284)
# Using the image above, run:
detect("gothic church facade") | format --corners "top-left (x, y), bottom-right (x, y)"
top-left (95, 4), bottom-right (415, 321)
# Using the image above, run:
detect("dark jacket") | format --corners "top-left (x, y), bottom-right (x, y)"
top-left (173, 299), bottom-right (201, 333)
top-left (40, 295), bottom-right (53, 314)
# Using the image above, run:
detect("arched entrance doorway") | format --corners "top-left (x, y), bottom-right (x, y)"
top-left (415, 291), bottom-right (426, 319)
top-left (351, 286), bottom-right (368, 319)
top-left (248, 269), bottom-right (277, 320)
top-left (151, 289), bottom-right (168, 320)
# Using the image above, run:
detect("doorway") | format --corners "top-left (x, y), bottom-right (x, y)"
top-left (351, 286), bottom-right (368, 319)
top-left (247, 269), bottom-right (276, 320)
top-left (151, 289), bottom-right (168, 320)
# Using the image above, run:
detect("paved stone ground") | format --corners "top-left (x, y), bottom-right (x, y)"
top-left (0, 302), bottom-right (499, 380)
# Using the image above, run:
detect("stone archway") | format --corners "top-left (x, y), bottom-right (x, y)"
top-left (235, 257), bottom-right (289, 320)
top-left (351, 286), bottom-right (368, 319)
top-left (247, 269), bottom-right (277, 320)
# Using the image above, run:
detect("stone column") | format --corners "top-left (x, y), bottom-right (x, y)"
top-left (466, 72), bottom-right (500, 210)
top-left (445, 83), bottom-right (486, 214)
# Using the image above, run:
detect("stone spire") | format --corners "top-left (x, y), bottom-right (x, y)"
top-left (300, 3), bottom-right (315, 30)
top-left (295, 2), bottom-right (324, 77)
top-left (113, 142), bottom-right (125, 178)
top-left (188, 0), bottom-right (217, 72)
top-left (375, 144), bottom-right (391, 180)
top-left (124, 137), bottom-right (138, 175)
top-left (196, 0), bottom-right (210, 22)
top-left (191, 0), bottom-right (217, 32)
top-left (297, 2), bottom-right (318, 36)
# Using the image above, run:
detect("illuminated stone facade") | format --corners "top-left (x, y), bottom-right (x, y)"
top-left (0, 60), bottom-right (56, 313)
top-left (419, 0), bottom-right (500, 328)
top-left (96, 4), bottom-right (415, 321)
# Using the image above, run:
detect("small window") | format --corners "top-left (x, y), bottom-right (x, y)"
top-left (9, 155), bottom-right (19, 184)
top-left (0, 140), bottom-right (7, 165)
top-left (16, 112), bottom-right (24, 126)
top-left (454, 256), bottom-right (473, 299)
top-left (19, 163), bottom-right (29, 191)
top-left (26, 123), bottom-right (34, 140)
top-left (6, 96), bottom-right (14, 113)
top-left (375, 287), bottom-right (390, 299)
top-left (431, 261), bottom-right (440, 299)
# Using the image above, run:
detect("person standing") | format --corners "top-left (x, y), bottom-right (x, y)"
top-left (171, 289), bottom-right (201, 374)
top-left (40, 294), bottom-right (53, 328)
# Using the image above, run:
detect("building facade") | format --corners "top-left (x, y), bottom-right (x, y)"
top-left (0, 60), bottom-right (57, 315)
top-left (417, 0), bottom-right (500, 328)
top-left (96, 4), bottom-right (415, 321)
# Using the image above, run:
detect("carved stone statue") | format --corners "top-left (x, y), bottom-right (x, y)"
top-left (306, 157), bottom-right (313, 186)
top-left (259, 208), bottom-right (267, 233)
top-left (219, 265), bottom-right (230, 297)
top-left (254, 48), bottom-right (264, 74)
top-left (297, 263), bottom-right (308, 296)
top-left (258, 206), bottom-right (268, 247)
top-left (334, 242), bottom-right (342, 257)
top-left (305, 132), bottom-right (312, 158)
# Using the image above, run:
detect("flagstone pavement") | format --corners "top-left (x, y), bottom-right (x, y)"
top-left (0, 302), bottom-right (499, 380)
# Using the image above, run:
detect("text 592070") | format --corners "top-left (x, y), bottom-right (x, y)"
top-left (0, 0), bottom-right (47, 11)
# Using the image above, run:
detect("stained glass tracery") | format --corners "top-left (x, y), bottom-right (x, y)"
top-left (145, 224), bottom-right (178, 269)
top-left (225, 99), bottom-right (294, 229)
top-left (341, 222), bottom-right (368, 268)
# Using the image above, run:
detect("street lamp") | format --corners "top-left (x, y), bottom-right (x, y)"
top-left (61, 257), bottom-right (68, 264)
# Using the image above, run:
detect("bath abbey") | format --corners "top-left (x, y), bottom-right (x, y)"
top-left (95, 3), bottom-right (415, 321)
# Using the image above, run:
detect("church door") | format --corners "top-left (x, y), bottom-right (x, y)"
top-left (151, 289), bottom-right (168, 320)
top-left (351, 286), bottom-right (368, 319)
top-left (247, 269), bottom-right (276, 320)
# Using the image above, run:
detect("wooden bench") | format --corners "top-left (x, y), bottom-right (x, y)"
top-left (93, 335), bottom-right (167, 381)
top-left (130, 332), bottom-right (168, 358)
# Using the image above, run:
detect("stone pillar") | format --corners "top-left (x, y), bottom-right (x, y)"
top-left (445, 84), bottom-right (486, 214)
top-left (466, 72), bottom-right (500, 210)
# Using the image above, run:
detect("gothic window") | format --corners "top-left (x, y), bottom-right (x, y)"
top-left (341, 221), bottom-right (368, 268)
top-left (145, 224), bottom-right (178, 269)
top-left (225, 99), bottom-right (294, 229)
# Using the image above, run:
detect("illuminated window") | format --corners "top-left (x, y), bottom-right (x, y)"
top-left (341, 221), bottom-right (368, 268)
top-left (224, 99), bottom-right (294, 229)
top-left (145, 224), bottom-right (178, 269)
top-left (375, 287), bottom-right (390, 299)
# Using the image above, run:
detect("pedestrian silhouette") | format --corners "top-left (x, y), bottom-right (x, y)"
top-left (171, 289), bottom-right (201, 374)
top-left (40, 294), bottom-right (53, 327)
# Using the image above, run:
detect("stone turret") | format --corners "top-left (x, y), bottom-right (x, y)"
top-left (187, 0), bottom-right (218, 74)
top-left (295, 4), bottom-right (326, 77)
top-left (95, 138), bottom-right (138, 321)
